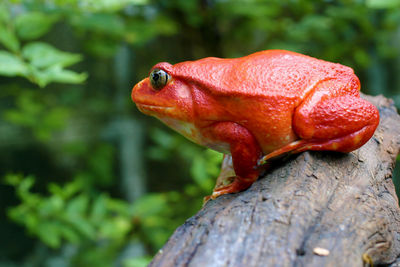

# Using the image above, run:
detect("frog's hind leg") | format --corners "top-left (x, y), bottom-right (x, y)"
top-left (259, 95), bottom-right (379, 166)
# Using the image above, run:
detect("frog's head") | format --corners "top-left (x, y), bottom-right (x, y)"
top-left (132, 59), bottom-right (231, 144)
top-left (132, 62), bottom-right (194, 121)
top-left (132, 62), bottom-right (203, 142)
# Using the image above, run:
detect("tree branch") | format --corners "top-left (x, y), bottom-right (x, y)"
top-left (150, 94), bottom-right (400, 267)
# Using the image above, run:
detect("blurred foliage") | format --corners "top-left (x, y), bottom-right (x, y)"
top-left (0, 0), bottom-right (399, 266)
top-left (0, 3), bottom-right (86, 87)
top-left (5, 174), bottom-right (132, 248)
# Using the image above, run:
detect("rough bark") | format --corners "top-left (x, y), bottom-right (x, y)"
top-left (150, 94), bottom-right (400, 267)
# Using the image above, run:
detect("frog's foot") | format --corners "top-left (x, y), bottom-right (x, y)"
top-left (203, 178), bottom-right (238, 206)
top-left (258, 140), bottom-right (307, 166)
top-left (210, 175), bottom-right (257, 200)
top-left (203, 176), bottom-right (246, 204)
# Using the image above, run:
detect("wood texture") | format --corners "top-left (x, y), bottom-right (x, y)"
top-left (150, 94), bottom-right (400, 267)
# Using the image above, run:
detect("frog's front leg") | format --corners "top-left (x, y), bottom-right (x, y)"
top-left (201, 122), bottom-right (262, 199)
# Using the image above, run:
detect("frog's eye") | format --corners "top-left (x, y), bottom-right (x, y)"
top-left (149, 69), bottom-right (170, 90)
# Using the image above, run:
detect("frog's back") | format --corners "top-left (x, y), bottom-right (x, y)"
top-left (172, 50), bottom-right (359, 100)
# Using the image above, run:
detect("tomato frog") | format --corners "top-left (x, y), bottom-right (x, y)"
top-left (131, 50), bottom-right (379, 200)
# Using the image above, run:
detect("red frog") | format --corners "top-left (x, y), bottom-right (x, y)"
top-left (131, 50), bottom-right (379, 199)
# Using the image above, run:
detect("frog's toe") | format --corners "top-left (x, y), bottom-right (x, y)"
top-left (258, 140), bottom-right (307, 166)
top-left (210, 176), bottom-right (257, 199)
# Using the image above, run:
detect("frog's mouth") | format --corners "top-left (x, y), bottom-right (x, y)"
top-left (136, 103), bottom-right (174, 116)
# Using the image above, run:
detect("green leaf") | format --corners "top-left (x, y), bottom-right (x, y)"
top-left (36, 222), bottom-right (62, 248)
top-left (0, 51), bottom-right (27, 76)
top-left (15, 12), bottom-right (58, 40)
top-left (190, 155), bottom-right (208, 188)
top-left (366, 0), bottom-right (400, 8)
top-left (48, 180), bottom-right (81, 199)
top-left (205, 149), bottom-right (222, 177)
top-left (16, 176), bottom-right (36, 199)
top-left (78, 0), bottom-right (148, 12)
top-left (67, 217), bottom-right (96, 239)
top-left (124, 17), bottom-right (177, 45)
top-left (22, 42), bottom-right (83, 69)
top-left (32, 65), bottom-right (87, 87)
top-left (42, 107), bottom-right (69, 130)
top-left (106, 197), bottom-right (131, 216)
top-left (59, 225), bottom-right (81, 243)
top-left (190, 149), bottom-right (221, 191)
top-left (99, 216), bottom-right (131, 239)
top-left (70, 13), bottom-right (125, 36)
top-left (123, 256), bottom-right (152, 267)
top-left (66, 194), bottom-right (89, 215)
top-left (38, 195), bottom-right (64, 216)
top-left (150, 128), bottom-right (176, 149)
top-left (90, 194), bottom-right (107, 222)
top-left (4, 173), bottom-right (23, 186)
top-left (0, 3), bottom-right (10, 23)
top-left (132, 194), bottom-right (167, 217)
top-left (0, 26), bottom-right (20, 52)
top-left (83, 38), bottom-right (119, 58)
top-left (3, 91), bottom-right (43, 126)
top-left (21, 42), bottom-right (87, 86)
top-left (64, 194), bottom-right (96, 239)
top-left (88, 144), bottom-right (114, 186)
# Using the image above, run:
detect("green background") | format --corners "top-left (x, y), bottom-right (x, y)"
top-left (0, 0), bottom-right (399, 266)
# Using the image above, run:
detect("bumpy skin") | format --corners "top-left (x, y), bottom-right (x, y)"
top-left (131, 50), bottom-right (379, 199)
